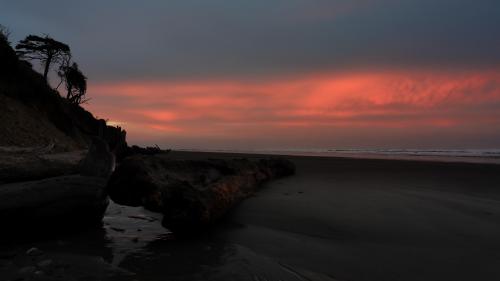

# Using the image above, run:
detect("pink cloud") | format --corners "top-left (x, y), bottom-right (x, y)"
top-left (85, 69), bottom-right (500, 148)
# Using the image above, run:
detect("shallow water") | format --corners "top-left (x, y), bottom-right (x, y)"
top-left (0, 201), bottom-right (336, 281)
top-left (104, 202), bottom-right (337, 280)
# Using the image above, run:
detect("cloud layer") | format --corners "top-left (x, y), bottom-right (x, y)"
top-left (3, 1), bottom-right (500, 149)
top-left (87, 70), bottom-right (500, 149)
top-left (2, 1), bottom-right (500, 81)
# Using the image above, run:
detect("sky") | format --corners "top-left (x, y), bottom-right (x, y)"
top-left (2, 0), bottom-right (500, 150)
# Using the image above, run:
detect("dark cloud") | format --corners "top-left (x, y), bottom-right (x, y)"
top-left (2, 0), bottom-right (499, 81)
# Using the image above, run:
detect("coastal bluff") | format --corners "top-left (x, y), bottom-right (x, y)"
top-left (0, 34), bottom-right (295, 235)
top-left (0, 34), bottom-right (124, 232)
top-left (0, 34), bottom-right (127, 156)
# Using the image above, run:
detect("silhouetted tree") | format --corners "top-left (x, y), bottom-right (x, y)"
top-left (0, 24), bottom-right (11, 43)
top-left (55, 54), bottom-right (72, 90)
top-left (61, 62), bottom-right (88, 105)
top-left (15, 35), bottom-right (70, 82)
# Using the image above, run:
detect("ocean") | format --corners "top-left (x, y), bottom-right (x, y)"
top-left (178, 148), bottom-right (500, 164)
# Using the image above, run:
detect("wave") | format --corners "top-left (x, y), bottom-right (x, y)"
top-left (325, 148), bottom-right (500, 158)
top-left (179, 148), bottom-right (500, 164)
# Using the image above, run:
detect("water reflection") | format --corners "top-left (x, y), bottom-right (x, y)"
top-left (1, 201), bottom-right (334, 281)
top-left (102, 202), bottom-right (172, 267)
top-left (105, 202), bottom-right (335, 281)
top-left (104, 202), bottom-right (237, 280)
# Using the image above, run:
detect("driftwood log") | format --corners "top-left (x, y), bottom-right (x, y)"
top-left (0, 150), bottom-right (84, 184)
top-left (107, 155), bottom-right (295, 233)
top-left (0, 175), bottom-right (108, 231)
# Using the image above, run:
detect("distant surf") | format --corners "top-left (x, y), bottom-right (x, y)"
top-left (177, 148), bottom-right (500, 164)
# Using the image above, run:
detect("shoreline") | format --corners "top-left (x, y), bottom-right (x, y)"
top-left (171, 148), bottom-right (500, 165)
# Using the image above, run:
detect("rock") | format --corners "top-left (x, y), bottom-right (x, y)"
top-left (33, 270), bottom-right (46, 277)
top-left (19, 265), bottom-right (37, 275)
top-left (97, 119), bottom-right (128, 161)
top-left (110, 227), bottom-right (125, 232)
top-left (107, 155), bottom-right (295, 233)
top-left (79, 137), bottom-right (115, 178)
top-left (26, 247), bottom-right (43, 256)
top-left (0, 175), bottom-right (108, 232)
top-left (125, 144), bottom-right (169, 157)
top-left (127, 214), bottom-right (157, 222)
top-left (37, 259), bottom-right (53, 268)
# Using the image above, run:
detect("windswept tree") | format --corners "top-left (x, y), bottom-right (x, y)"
top-left (0, 24), bottom-right (11, 43)
top-left (61, 62), bottom-right (88, 105)
top-left (15, 34), bottom-right (70, 82)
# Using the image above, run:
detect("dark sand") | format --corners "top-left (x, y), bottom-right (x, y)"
top-left (2, 151), bottom-right (500, 281)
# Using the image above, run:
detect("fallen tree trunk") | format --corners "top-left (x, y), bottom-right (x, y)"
top-left (0, 175), bottom-right (109, 232)
top-left (0, 150), bottom-right (85, 184)
top-left (107, 155), bottom-right (295, 233)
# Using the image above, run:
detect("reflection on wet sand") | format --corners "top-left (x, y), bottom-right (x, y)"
top-left (2, 200), bottom-right (324, 281)
top-left (106, 202), bottom-right (330, 281)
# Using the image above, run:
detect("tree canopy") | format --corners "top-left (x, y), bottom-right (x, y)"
top-left (13, 33), bottom-right (89, 105)
top-left (15, 35), bottom-right (70, 82)
top-left (61, 62), bottom-right (88, 105)
top-left (0, 24), bottom-right (10, 43)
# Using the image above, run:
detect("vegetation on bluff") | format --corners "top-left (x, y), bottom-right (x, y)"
top-left (15, 34), bottom-right (88, 105)
top-left (0, 24), bottom-right (126, 154)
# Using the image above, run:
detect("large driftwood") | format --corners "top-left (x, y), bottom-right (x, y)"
top-left (107, 155), bottom-right (295, 233)
top-left (0, 150), bottom-right (85, 184)
top-left (0, 175), bottom-right (108, 231)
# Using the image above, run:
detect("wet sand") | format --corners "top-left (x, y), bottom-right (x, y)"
top-left (2, 151), bottom-right (500, 281)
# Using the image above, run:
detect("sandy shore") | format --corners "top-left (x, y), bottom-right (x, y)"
top-left (167, 151), bottom-right (500, 281)
top-left (2, 151), bottom-right (500, 281)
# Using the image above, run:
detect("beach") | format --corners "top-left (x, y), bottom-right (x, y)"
top-left (3, 6), bottom-right (500, 280)
top-left (2, 151), bottom-right (500, 281)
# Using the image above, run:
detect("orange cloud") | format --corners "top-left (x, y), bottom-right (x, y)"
top-left (141, 110), bottom-right (178, 122)
top-left (85, 69), bottom-right (500, 148)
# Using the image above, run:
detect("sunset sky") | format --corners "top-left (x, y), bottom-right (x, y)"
top-left (2, 1), bottom-right (500, 150)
